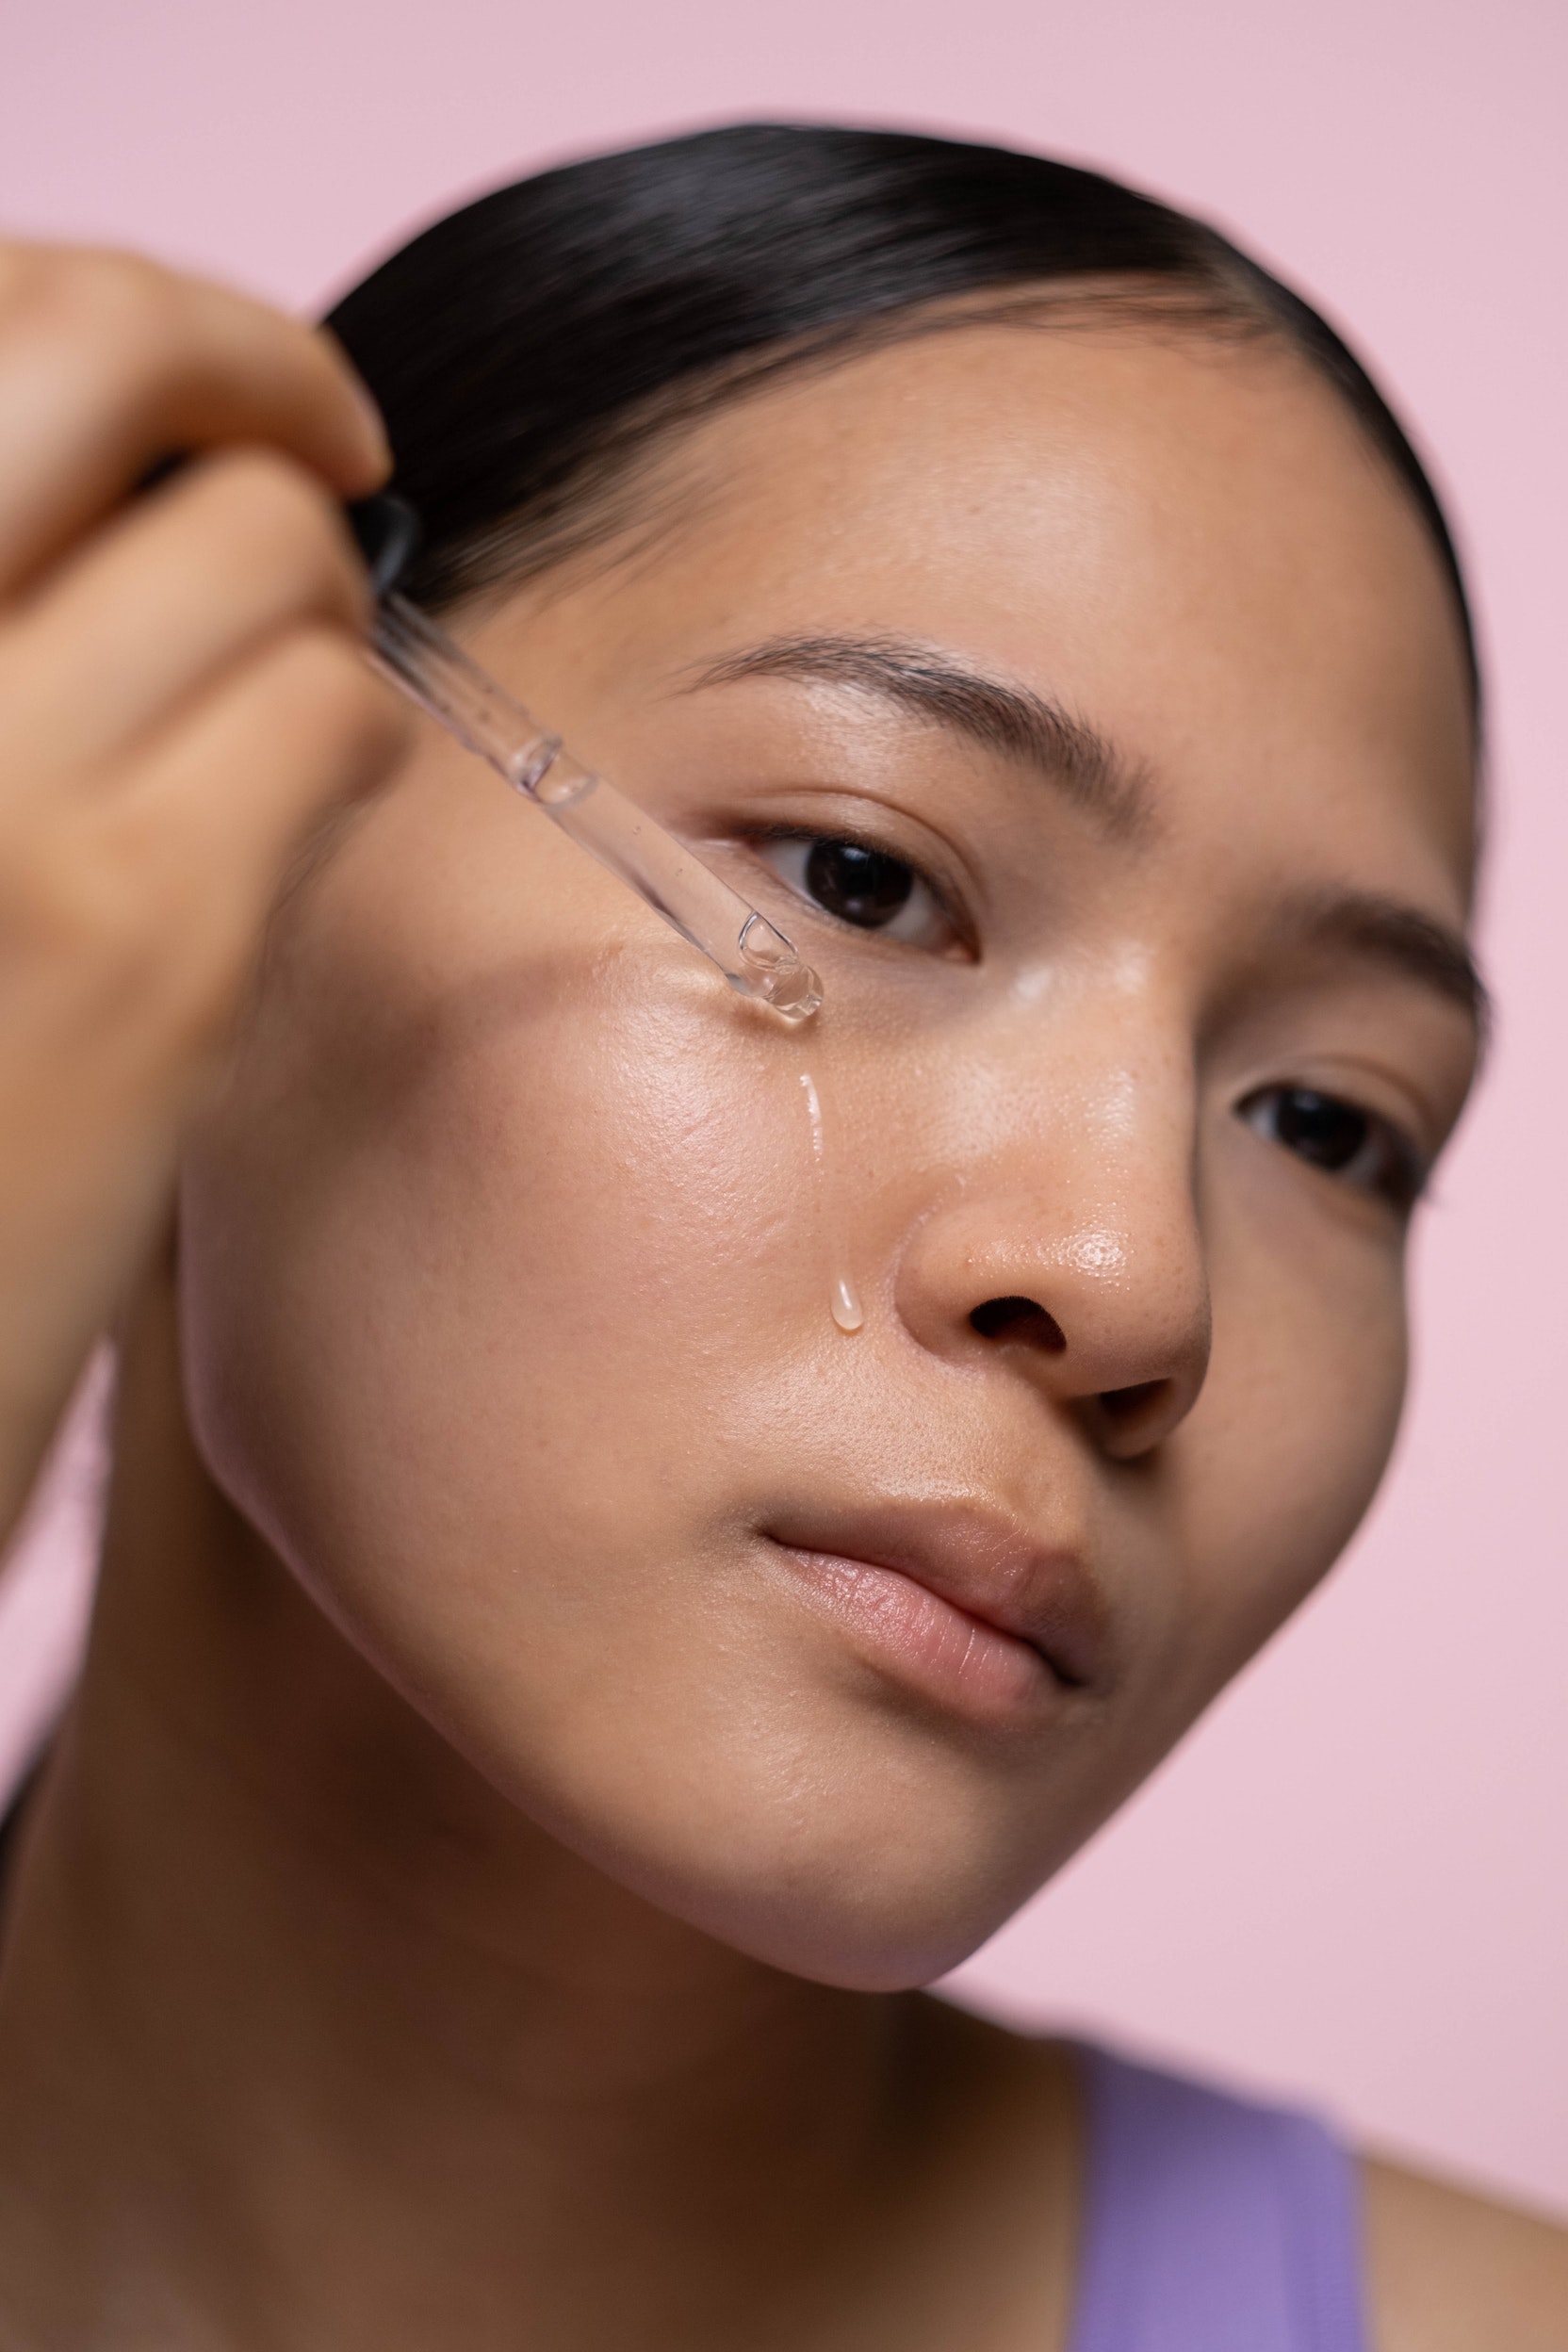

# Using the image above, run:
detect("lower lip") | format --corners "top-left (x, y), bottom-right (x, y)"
top-left (766, 1543), bottom-right (1053, 1723)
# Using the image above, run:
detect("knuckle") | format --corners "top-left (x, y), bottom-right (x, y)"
top-left (0, 804), bottom-right (246, 1054)
top-left (0, 830), bottom-right (153, 1021)
top-left (0, 629), bottom-right (403, 1048)
top-left (0, 242), bottom-right (48, 318)
top-left (8, 246), bottom-right (176, 362)
top-left (207, 444), bottom-right (335, 530)
top-left (69, 247), bottom-right (176, 328)
top-left (0, 248), bottom-right (194, 432)
top-left (2, 805), bottom-right (167, 963)
top-left (190, 452), bottom-right (361, 607)
top-left (267, 624), bottom-right (404, 756)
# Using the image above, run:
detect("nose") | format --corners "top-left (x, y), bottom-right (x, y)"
top-left (893, 1119), bottom-right (1212, 1461)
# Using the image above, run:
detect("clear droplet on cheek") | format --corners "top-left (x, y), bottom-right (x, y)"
top-left (830, 1275), bottom-right (865, 1334)
top-left (799, 1069), bottom-right (863, 1339)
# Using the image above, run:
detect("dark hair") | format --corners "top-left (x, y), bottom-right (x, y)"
top-left (328, 122), bottom-right (1476, 694)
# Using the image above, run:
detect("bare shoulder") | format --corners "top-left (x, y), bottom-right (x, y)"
top-left (1364, 2155), bottom-right (1568, 2352)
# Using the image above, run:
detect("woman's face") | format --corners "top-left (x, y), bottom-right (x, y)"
top-left (178, 319), bottom-right (1478, 1987)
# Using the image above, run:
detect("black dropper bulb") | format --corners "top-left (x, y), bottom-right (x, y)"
top-left (346, 493), bottom-right (421, 599)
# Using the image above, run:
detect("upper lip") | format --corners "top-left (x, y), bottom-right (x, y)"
top-left (761, 1497), bottom-right (1109, 1690)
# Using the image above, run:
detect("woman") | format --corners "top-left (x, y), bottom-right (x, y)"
top-left (0, 123), bottom-right (1562, 2348)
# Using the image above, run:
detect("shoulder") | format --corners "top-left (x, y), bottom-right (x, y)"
top-left (1364, 2155), bottom-right (1568, 2351)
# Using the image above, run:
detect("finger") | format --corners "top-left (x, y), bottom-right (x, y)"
top-left (0, 243), bottom-right (388, 601)
top-left (107, 625), bottom-right (410, 1051)
top-left (0, 449), bottom-right (369, 777)
top-left (0, 625), bottom-right (407, 1130)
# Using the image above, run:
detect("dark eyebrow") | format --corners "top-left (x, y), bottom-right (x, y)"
top-left (688, 634), bottom-right (1483, 1026)
top-left (1283, 887), bottom-right (1488, 1032)
top-left (689, 631), bottom-right (1151, 836)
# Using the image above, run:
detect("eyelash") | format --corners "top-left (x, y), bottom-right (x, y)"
top-left (750, 830), bottom-right (1427, 1210)
top-left (1237, 1084), bottom-right (1425, 1211)
top-left (751, 830), bottom-right (968, 955)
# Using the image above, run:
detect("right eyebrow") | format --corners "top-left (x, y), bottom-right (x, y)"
top-left (688, 631), bottom-right (1152, 837)
top-left (1282, 885), bottom-right (1489, 1033)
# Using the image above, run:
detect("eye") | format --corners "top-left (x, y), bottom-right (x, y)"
top-left (1239, 1084), bottom-right (1422, 1210)
top-left (755, 834), bottom-right (960, 953)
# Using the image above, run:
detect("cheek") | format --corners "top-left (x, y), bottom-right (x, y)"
top-left (176, 886), bottom-right (831, 1651)
top-left (1172, 1185), bottom-right (1409, 1692)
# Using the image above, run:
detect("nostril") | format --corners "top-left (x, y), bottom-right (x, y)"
top-left (970, 1296), bottom-right (1067, 1351)
top-left (1098, 1378), bottom-right (1167, 1422)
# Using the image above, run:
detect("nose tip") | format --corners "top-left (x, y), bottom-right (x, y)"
top-left (901, 1195), bottom-right (1212, 1462)
top-left (965, 1280), bottom-right (1208, 1457)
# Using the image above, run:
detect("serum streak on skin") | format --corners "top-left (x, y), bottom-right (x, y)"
top-left (799, 1068), bottom-right (865, 1334)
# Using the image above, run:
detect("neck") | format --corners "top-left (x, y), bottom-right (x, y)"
top-left (0, 1266), bottom-right (1078, 2351)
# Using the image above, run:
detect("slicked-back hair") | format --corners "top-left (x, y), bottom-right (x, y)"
top-left (327, 122), bottom-right (1476, 699)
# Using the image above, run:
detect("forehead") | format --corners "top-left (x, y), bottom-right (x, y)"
top-left (538, 321), bottom-right (1477, 907)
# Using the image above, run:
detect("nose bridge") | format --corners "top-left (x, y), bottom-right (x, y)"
top-left (892, 1003), bottom-right (1212, 1427)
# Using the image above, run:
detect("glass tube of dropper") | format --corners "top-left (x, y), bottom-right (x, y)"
top-left (368, 592), bottom-right (822, 1024)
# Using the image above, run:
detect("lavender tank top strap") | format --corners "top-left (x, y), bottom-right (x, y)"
top-left (1068, 2045), bottom-right (1369, 2352)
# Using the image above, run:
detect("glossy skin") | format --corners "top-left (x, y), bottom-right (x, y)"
top-left (4, 293), bottom-right (1567, 2348)
top-left (183, 321), bottom-right (1477, 1987)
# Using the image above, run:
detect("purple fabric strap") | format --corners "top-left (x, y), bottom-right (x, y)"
top-left (1069, 2046), bottom-right (1369, 2352)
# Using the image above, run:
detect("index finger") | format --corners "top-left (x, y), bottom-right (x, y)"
top-left (0, 243), bottom-right (390, 603)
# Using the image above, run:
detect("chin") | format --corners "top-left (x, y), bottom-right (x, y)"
top-left (719, 1903), bottom-right (1010, 1995)
top-left (613, 1851), bottom-right (1018, 1992)
top-left (501, 1731), bottom-right (1079, 1993)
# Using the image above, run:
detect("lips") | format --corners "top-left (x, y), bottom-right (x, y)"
top-left (759, 1498), bottom-right (1107, 1723)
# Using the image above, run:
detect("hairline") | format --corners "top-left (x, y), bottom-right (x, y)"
top-left (437, 277), bottom-right (1479, 748)
top-left (432, 276), bottom-right (1303, 611)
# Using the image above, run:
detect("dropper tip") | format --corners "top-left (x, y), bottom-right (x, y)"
top-left (735, 914), bottom-right (823, 1022)
top-left (756, 960), bottom-right (823, 1022)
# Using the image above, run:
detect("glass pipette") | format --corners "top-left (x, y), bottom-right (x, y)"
top-left (351, 503), bottom-right (821, 1023)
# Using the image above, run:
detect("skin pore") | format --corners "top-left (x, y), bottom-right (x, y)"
top-left (2, 313), bottom-right (1565, 2348)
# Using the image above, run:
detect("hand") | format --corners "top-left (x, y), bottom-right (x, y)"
top-left (0, 242), bottom-right (410, 1541)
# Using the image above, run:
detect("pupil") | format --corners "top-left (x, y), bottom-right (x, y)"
top-left (804, 840), bottom-right (914, 928)
top-left (1275, 1087), bottom-right (1368, 1169)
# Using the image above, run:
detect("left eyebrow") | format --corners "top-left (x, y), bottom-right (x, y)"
top-left (683, 637), bottom-right (1483, 1025)
top-left (1280, 886), bottom-right (1487, 1031)
top-left (685, 631), bottom-right (1152, 838)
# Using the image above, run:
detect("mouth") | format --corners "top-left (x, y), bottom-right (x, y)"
top-left (758, 1499), bottom-right (1107, 1726)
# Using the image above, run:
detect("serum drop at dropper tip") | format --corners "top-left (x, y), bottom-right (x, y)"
top-left (348, 494), bottom-right (822, 1028)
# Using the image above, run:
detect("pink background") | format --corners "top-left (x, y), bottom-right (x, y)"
top-left (4, 0), bottom-right (1565, 2215)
